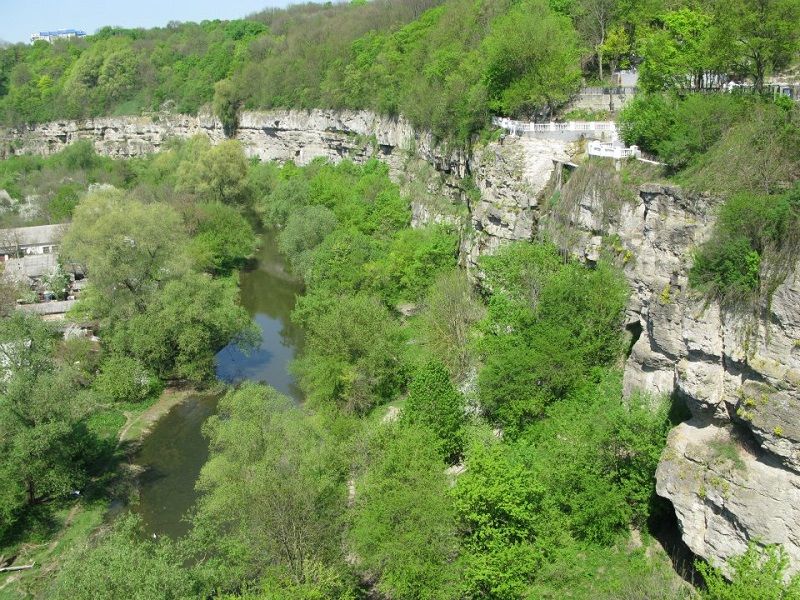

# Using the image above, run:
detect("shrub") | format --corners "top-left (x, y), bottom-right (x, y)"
top-left (94, 356), bottom-right (160, 404)
top-left (689, 189), bottom-right (800, 304)
top-left (698, 543), bottom-right (800, 600)
top-left (404, 359), bottom-right (466, 461)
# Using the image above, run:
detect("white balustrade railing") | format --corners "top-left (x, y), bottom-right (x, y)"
top-left (586, 140), bottom-right (640, 160)
top-left (492, 117), bottom-right (618, 137)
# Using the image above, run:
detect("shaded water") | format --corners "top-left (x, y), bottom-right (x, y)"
top-left (132, 232), bottom-right (303, 538)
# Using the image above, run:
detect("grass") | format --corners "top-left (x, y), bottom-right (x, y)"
top-left (0, 501), bottom-right (105, 599)
top-left (708, 438), bottom-right (746, 471)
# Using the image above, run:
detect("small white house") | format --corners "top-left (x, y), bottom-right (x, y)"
top-left (0, 224), bottom-right (66, 261)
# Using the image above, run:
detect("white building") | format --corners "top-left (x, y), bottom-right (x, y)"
top-left (0, 224), bottom-right (65, 260)
top-left (30, 29), bottom-right (87, 44)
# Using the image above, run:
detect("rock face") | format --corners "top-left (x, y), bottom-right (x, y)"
top-left (1, 110), bottom-right (573, 269)
top-left (3, 111), bottom-right (799, 574)
top-left (549, 168), bottom-right (800, 575)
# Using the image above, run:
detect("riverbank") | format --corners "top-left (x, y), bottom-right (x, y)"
top-left (0, 385), bottom-right (213, 598)
top-left (118, 385), bottom-right (222, 446)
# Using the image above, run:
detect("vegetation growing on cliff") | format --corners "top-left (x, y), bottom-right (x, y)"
top-left (0, 139), bottom-right (685, 598)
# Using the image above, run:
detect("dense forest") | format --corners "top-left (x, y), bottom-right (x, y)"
top-left (1, 0), bottom-right (800, 598)
top-left (2, 0), bottom-right (798, 140)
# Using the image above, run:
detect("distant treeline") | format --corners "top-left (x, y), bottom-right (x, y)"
top-left (1, 0), bottom-right (799, 141)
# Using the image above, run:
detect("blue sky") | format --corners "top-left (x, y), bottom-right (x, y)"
top-left (0, 0), bottom-right (295, 44)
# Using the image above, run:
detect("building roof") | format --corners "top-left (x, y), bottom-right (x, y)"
top-left (35, 29), bottom-right (87, 37)
top-left (2, 254), bottom-right (59, 281)
top-left (0, 224), bottom-right (67, 249)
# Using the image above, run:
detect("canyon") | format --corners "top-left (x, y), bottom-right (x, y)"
top-left (3, 109), bottom-right (799, 575)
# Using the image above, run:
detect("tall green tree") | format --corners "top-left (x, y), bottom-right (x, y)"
top-left (713, 0), bottom-right (800, 90)
top-left (192, 383), bottom-right (346, 587)
top-left (61, 189), bottom-right (188, 314)
top-left (484, 0), bottom-right (582, 116)
top-left (404, 359), bottom-right (466, 461)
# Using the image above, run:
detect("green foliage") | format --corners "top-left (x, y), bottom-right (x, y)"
top-left (175, 138), bottom-right (250, 205)
top-left (61, 188), bottom-right (188, 313)
top-left (620, 93), bottom-right (800, 196)
top-left (698, 543), bottom-right (800, 600)
top-left (51, 513), bottom-right (195, 599)
top-left (277, 204), bottom-right (338, 277)
top-left (213, 78), bottom-right (240, 137)
top-left (477, 242), bottom-right (628, 434)
top-left (370, 225), bottom-right (458, 304)
top-left (110, 272), bottom-right (255, 382)
top-left (404, 359), bottom-right (466, 461)
top-left (93, 355), bottom-right (160, 404)
top-left (0, 314), bottom-right (100, 540)
top-left (292, 293), bottom-right (406, 413)
top-left (186, 202), bottom-right (256, 275)
top-left (350, 422), bottom-right (461, 599)
top-left (454, 438), bottom-right (556, 599)
top-left (417, 268), bottom-right (485, 379)
top-left (192, 383), bottom-right (347, 590)
top-left (689, 189), bottom-right (800, 303)
top-left (484, 0), bottom-right (582, 116)
top-left (618, 93), bottom-right (676, 157)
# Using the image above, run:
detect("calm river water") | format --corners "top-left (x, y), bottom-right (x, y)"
top-left (131, 232), bottom-right (303, 538)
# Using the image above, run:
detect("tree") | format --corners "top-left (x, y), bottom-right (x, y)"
top-left (192, 383), bottom-right (345, 586)
top-left (93, 356), bottom-right (160, 404)
top-left (638, 8), bottom-right (716, 93)
top-left (418, 269), bottom-right (484, 380)
top-left (109, 272), bottom-right (255, 382)
top-left (175, 138), bottom-right (250, 205)
top-left (186, 202), bottom-right (256, 275)
top-left (291, 292), bottom-right (406, 412)
top-left (404, 359), bottom-right (466, 461)
top-left (484, 0), bottom-right (582, 116)
top-left (575, 0), bottom-right (619, 80)
top-left (350, 423), bottom-right (461, 599)
top-left (213, 78), bottom-right (241, 137)
top-left (0, 315), bottom-right (92, 530)
top-left (277, 204), bottom-right (338, 277)
top-left (453, 441), bottom-right (551, 599)
top-left (713, 0), bottom-right (800, 90)
top-left (61, 189), bottom-right (188, 314)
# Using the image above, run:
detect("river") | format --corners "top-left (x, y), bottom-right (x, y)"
top-left (131, 232), bottom-right (303, 538)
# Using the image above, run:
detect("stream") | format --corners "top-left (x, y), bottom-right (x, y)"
top-left (131, 231), bottom-right (303, 538)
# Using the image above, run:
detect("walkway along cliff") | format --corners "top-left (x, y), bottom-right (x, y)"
top-left (3, 109), bottom-right (799, 575)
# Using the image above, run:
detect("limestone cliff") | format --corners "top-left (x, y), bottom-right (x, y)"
top-left (3, 111), bottom-right (799, 575)
top-left (549, 168), bottom-right (800, 575)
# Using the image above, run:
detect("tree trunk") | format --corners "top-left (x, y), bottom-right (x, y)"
top-left (598, 49), bottom-right (604, 81)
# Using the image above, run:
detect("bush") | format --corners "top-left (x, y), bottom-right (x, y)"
top-left (698, 543), bottom-right (800, 600)
top-left (477, 243), bottom-right (628, 434)
top-left (93, 355), bottom-right (160, 404)
top-left (404, 359), bottom-right (466, 462)
top-left (618, 94), bottom-right (675, 157)
top-left (689, 190), bottom-right (800, 303)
